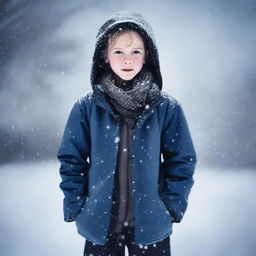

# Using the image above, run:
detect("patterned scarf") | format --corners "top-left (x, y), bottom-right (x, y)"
top-left (99, 67), bottom-right (161, 129)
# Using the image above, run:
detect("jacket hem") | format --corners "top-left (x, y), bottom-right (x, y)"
top-left (76, 223), bottom-right (173, 246)
top-left (136, 228), bottom-right (173, 246)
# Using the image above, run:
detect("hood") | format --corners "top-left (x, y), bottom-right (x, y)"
top-left (90, 10), bottom-right (163, 91)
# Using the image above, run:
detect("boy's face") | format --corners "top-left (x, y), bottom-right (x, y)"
top-left (105, 31), bottom-right (146, 83)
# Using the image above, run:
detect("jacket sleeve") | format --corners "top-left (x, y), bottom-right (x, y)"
top-left (57, 99), bottom-right (91, 222)
top-left (160, 99), bottom-right (197, 223)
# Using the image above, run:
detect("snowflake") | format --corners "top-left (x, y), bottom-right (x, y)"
top-left (123, 221), bottom-right (129, 226)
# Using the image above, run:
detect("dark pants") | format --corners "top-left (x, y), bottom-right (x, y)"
top-left (83, 226), bottom-right (171, 256)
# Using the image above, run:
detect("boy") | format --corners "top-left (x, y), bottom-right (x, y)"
top-left (57, 10), bottom-right (197, 256)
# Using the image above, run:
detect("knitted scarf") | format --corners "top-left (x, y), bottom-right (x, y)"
top-left (99, 67), bottom-right (161, 129)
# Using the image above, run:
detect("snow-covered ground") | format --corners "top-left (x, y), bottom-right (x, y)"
top-left (0, 161), bottom-right (255, 256)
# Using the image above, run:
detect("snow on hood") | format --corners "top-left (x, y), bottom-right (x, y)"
top-left (90, 10), bottom-right (163, 90)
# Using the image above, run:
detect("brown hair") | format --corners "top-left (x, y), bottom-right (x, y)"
top-left (103, 28), bottom-right (148, 62)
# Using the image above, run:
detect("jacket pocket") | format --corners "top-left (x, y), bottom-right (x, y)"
top-left (157, 195), bottom-right (173, 222)
top-left (74, 196), bottom-right (88, 220)
top-left (158, 195), bottom-right (176, 223)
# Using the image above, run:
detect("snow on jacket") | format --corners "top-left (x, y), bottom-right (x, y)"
top-left (57, 10), bottom-right (197, 246)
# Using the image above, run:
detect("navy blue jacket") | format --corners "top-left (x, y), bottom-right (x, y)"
top-left (57, 88), bottom-right (197, 246)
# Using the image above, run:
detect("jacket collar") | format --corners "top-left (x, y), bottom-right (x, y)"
top-left (91, 87), bottom-right (165, 129)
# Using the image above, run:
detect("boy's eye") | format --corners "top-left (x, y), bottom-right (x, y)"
top-left (113, 50), bottom-right (142, 54)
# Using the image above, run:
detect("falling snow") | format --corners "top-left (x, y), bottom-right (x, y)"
top-left (1, 1), bottom-right (255, 255)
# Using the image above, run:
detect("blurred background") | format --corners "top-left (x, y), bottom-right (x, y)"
top-left (0, 0), bottom-right (255, 255)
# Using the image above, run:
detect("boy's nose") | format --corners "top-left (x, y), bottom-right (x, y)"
top-left (123, 57), bottom-right (132, 65)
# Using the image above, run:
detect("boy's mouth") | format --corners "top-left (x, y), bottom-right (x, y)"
top-left (122, 69), bottom-right (133, 72)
